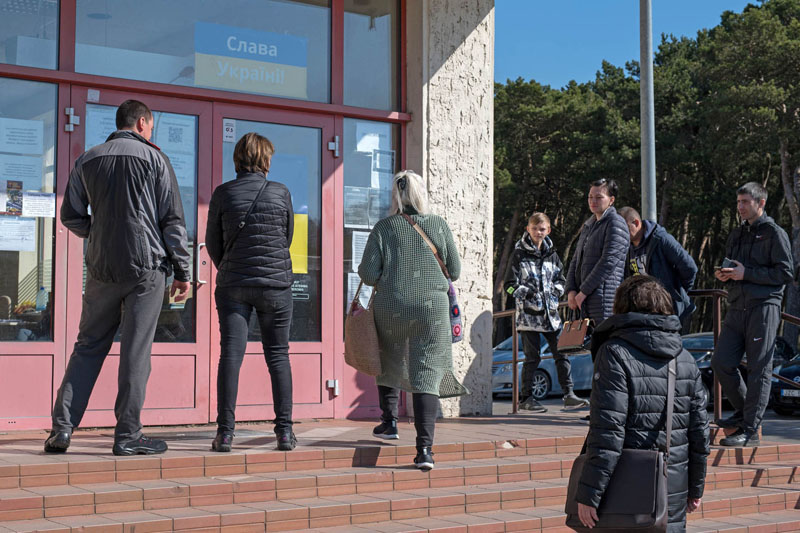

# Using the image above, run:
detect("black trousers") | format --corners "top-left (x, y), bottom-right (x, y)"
top-left (711, 304), bottom-right (779, 432)
top-left (215, 286), bottom-right (293, 434)
top-left (520, 329), bottom-right (573, 398)
top-left (52, 270), bottom-right (165, 441)
top-left (378, 385), bottom-right (439, 448)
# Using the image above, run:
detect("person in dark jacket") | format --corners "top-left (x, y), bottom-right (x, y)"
top-left (566, 179), bottom-right (629, 323)
top-left (576, 275), bottom-right (709, 532)
top-left (618, 206), bottom-right (698, 328)
top-left (47, 100), bottom-right (191, 456)
top-left (711, 182), bottom-right (793, 447)
top-left (504, 212), bottom-right (589, 412)
top-left (206, 132), bottom-right (296, 452)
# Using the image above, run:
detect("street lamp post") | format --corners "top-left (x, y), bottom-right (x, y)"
top-left (640, 0), bottom-right (657, 221)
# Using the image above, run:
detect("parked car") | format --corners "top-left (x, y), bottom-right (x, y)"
top-left (491, 334), bottom-right (593, 400)
top-left (771, 353), bottom-right (800, 416)
top-left (681, 332), bottom-right (797, 408)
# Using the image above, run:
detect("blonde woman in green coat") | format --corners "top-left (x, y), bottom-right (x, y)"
top-left (358, 170), bottom-right (467, 471)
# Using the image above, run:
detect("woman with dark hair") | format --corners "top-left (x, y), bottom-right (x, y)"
top-left (575, 275), bottom-right (709, 532)
top-left (206, 132), bottom-right (296, 452)
top-left (566, 178), bottom-right (629, 323)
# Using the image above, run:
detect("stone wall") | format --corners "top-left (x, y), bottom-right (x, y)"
top-left (406, 0), bottom-right (495, 416)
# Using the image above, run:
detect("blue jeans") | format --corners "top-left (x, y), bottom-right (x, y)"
top-left (215, 286), bottom-right (293, 434)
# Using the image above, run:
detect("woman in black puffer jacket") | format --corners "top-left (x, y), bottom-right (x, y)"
top-left (575, 275), bottom-right (709, 532)
top-left (206, 132), bottom-right (296, 453)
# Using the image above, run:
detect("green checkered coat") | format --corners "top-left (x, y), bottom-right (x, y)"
top-left (358, 210), bottom-right (468, 398)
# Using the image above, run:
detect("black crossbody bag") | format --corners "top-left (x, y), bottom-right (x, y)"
top-left (565, 354), bottom-right (676, 532)
top-left (220, 180), bottom-right (269, 267)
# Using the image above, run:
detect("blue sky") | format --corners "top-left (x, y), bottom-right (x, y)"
top-left (495, 1), bottom-right (754, 88)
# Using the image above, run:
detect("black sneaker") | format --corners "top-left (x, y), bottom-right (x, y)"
top-left (44, 430), bottom-right (71, 453)
top-left (715, 413), bottom-right (744, 429)
top-left (112, 435), bottom-right (168, 456)
top-left (519, 397), bottom-right (547, 412)
top-left (276, 431), bottom-right (297, 451)
top-left (719, 428), bottom-right (760, 447)
top-left (414, 446), bottom-right (435, 471)
top-left (372, 420), bottom-right (399, 440)
top-left (211, 432), bottom-right (233, 452)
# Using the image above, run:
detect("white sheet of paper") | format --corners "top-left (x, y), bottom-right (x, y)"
top-left (347, 272), bottom-right (372, 309)
top-left (85, 104), bottom-right (117, 150)
top-left (0, 217), bottom-right (36, 252)
top-left (22, 192), bottom-right (55, 218)
top-left (0, 154), bottom-right (43, 191)
top-left (0, 117), bottom-right (44, 155)
top-left (0, 191), bottom-right (6, 210)
top-left (356, 122), bottom-right (391, 154)
top-left (223, 119), bottom-right (236, 142)
top-left (351, 231), bottom-right (370, 273)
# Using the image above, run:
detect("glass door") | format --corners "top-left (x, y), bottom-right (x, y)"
top-left (211, 104), bottom-right (335, 420)
top-left (64, 87), bottom-right (213, 427)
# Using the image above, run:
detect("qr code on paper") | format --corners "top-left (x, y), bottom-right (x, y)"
top-left (168, 127), bottom-right (183, 144)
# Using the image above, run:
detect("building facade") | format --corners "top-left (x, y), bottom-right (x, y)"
top-left (0, 0), bottom-right (494, 431)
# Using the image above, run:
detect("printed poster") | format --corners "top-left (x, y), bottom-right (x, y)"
top-left (351, 231), bottom-right (370, 273)
top-left (21, 192), bottom-right (56, 218)
top-left (0, 117), bottom-right (43, 155)
top-left (0, 154), bottom-right (43, 191)
top-left (344, 186), bottom-right (370, 228)
top-left (0, 217), bottom-right (36, 252)
top-left (347, 272), bottom-right (372, 309)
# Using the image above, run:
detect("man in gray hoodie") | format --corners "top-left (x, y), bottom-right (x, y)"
top-left (45, 100), bottom-right (191, 456)
top-left (712, 182), bottom-right (793, 447)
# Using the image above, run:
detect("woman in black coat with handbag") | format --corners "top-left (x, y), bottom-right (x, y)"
top-left (575, 275), bottom-right (709, 532)
top-left (206, 132), bottom-right (296, 452)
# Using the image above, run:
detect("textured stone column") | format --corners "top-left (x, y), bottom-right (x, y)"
top-left (406, 0), bottom-right (495, 417)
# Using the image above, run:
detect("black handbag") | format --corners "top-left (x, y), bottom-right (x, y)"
top-left (564, 356), bottom-right (676, 532)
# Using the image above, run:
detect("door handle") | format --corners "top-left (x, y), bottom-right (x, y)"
top-left (195, 242), bottom-right (207, 285)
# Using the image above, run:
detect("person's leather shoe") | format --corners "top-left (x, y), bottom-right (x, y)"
top-left (211, 432), bottom-right (233, 452)
top-left (44, 430), bottom-right (71, 453)
top-left (112, 435), bottom-right (168, 456)
top-left (276, 431), bottom-right (297, 451)
top-left (719, 428), bottom-right (760, 447)
top-left (715, 413), bottom-right (743, 429)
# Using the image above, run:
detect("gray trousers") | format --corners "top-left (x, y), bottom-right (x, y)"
top-left (52, 270), bottom-right (166, 441)
top-left (711, 304), bottom-right (779, 432)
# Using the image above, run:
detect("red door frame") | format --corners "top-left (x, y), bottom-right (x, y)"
top-left (210, 104), bottom-right (337, 421)
top-left (64, 86), bottom-right (214, 427)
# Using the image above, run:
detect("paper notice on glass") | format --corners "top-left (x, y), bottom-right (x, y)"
top-left (370, 149), bottom-right (395, 189)
top-left (351, 231), bottom-right (370, 273)
top-left (85, 104), bottom-right (118, 150)
top-left (167, 152), bottom-right (197, 189)
top-left (0, 191), bottom-right (6, 211)
top-left (368, 188), bottom-right (391, 227)
top-left (347, 272), bottom-right (372, 310)
top-left (0, 117), bottom-right (44, 155)
top-left (22, 192), bottom-right (55, 218)
top-left (223, 119), bottom-right (236, 142)
top-left (356, 122), bottom-right (391, 154)
top-left (344, 186), bottom-right (370, 228)
top-left (0, 217), bottom-right (36, 252)
top-left (0, 154), bottom-right (43, 191)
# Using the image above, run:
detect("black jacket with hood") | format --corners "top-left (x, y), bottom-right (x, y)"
top-left (723, 213), bottom-right (793, 310)
top-left (205, 172), bottom-right (294, 289)
top-left (577, 313), bottom-right (709, 532)
top-left (60, 130), bottom-right (191, 283)
top-left (625, 220), bottom-right (698, 322)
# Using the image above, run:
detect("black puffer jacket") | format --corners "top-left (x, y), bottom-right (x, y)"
top-left (565, 207), bottom-right (629, 322)
top-left (206, 172), bottom-right (294, 288)
top-left (576, 313), bottom-right (709, 532)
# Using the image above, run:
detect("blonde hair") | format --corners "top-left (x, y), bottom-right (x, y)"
top-left (528, 212), bottom-right (551, 226)
top-left (233, 132), bottom-right (274, 174)
top-left (390, 170), bottom-right (428, 215)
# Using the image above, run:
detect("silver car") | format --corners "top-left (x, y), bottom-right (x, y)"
top-left (492, 335), bottom-right (593, 400)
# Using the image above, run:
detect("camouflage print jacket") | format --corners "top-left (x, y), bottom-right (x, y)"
top-left (504, 234), bottom-right (565, 332)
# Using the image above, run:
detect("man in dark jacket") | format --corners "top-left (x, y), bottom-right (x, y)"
top-left (618, 206), bottom-right (698, 327)
top-left (712, 182), bottom-right (793, 447)
top-left (566, 179), bottom-right (629, 322)
top-left (46, 100), bottom-right (191, 456)
top-left (576, 276), bottom-right (709, 532)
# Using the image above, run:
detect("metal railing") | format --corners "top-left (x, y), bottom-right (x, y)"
top-left (493, 290), bottom-right (800, 418)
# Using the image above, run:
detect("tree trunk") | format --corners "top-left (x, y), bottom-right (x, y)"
top-left (780, 138), bottom-right (800, 348)
top-left (493, 196), bottom-right (524, 312)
